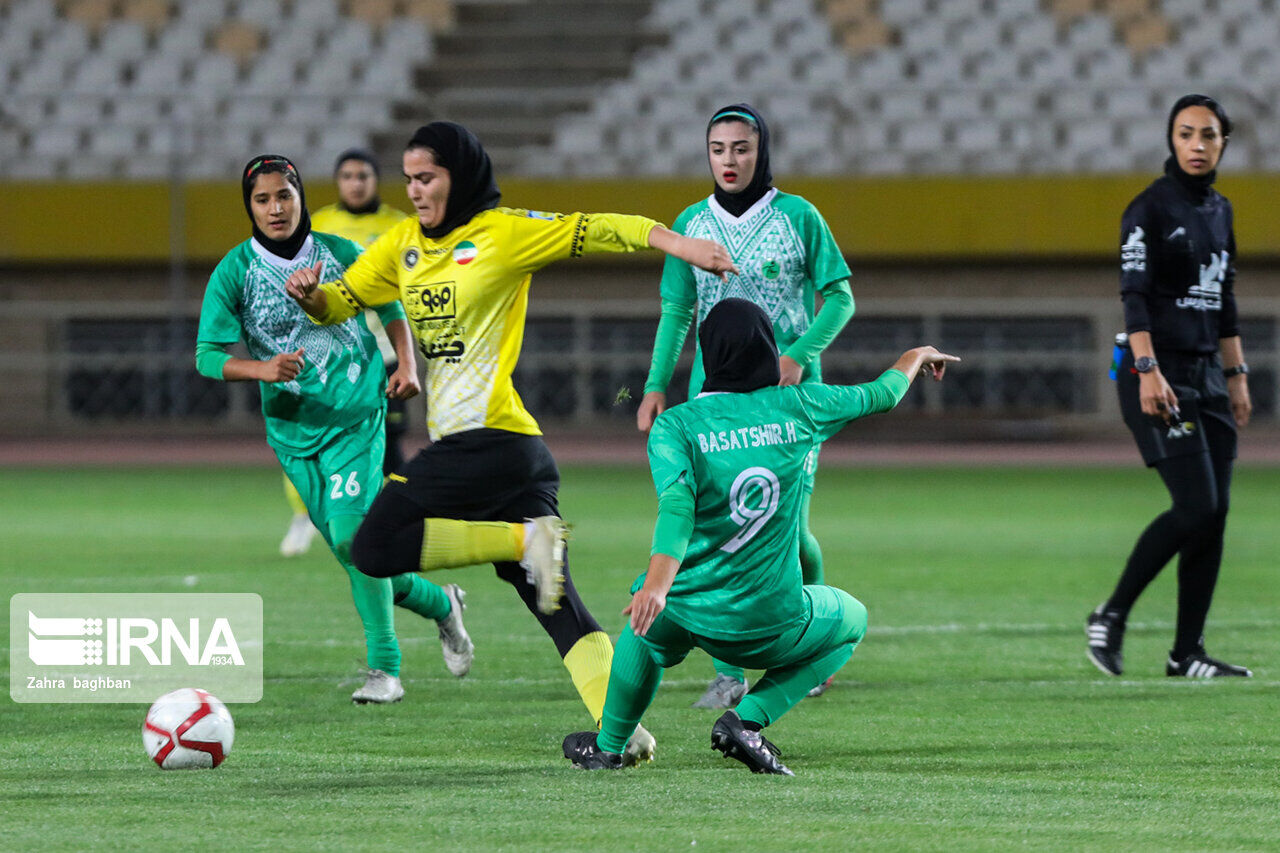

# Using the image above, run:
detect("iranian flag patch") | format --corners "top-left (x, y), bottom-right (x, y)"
top-left (453, 241), bottom-right (478, 265)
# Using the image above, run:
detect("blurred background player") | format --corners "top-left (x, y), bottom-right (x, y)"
top-left (1088, 95), bottom-right (1253, 679)
top-left (286, 121), bottom-right (737, 758)
top-left (279, 148), bottom-right (410, 557)
top-left (196, 154), bottom-right (473, 704)
top-left (636, 103), bottom-right (856, 708)
top-left (564, 299), bottom-right (958, 774)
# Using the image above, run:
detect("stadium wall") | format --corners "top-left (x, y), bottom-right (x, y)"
top-left (6, 174), bottom-right (1280, 262)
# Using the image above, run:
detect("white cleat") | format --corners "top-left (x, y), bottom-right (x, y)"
top-left (520, 516), bottom-right (567, 614)
top-left (351, 669), bottom-right (404, 704)
top-left (437, 584), bottom-right (474, 677)
top-left (692, 674), bottom-right (747, 709)
top-left (622, 723), bottom-right (656, 767)
top-left (806, 676), bottom-right (835, 698)
top-left (279, 513), bottom-right (317, 557)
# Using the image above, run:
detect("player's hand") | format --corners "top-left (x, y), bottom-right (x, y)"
top-left (1227, 374), bottom-right (1252, 427)
top-left (623, 587), bottom-right (667, 638)
top-left (682, 237), bottom-right (738, 281)
top-left (1139, 371), bottom-right (1179, 422)
top-left (905, 346), bottom-right (960, 381)
top-left (636, 391), bottom-right (666, 432)
top-left (778, 355), bottom-right (803, 386)
top-left (386, 363), bottom-right (421, 401)
top-left (259, 348), bottom-right (305, 382)
top-left (284, 260), bottom-right (324, 301)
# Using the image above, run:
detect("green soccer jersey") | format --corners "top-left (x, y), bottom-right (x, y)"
top-left (642, 371), bottom-right (909, 640)
top-left (196, 232), bottom-right (407, 456)
top-left (659, 189), bottom-right (853, 393)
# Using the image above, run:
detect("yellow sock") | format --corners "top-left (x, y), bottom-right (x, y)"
top-left (563, 631), bottom-right (614, 726)
top-left (419, 519), bottom-right (524, 571)
top-left (284, 474), bottom-right (307, 515)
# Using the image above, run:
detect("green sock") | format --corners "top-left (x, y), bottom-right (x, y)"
top-left (736, 643), bottom-right (853, 729)
top-left (598, 626), bottom-right (662, 754)
top-left (711, 658), bottom-right (746, 682)
top-left (329, 515), bottom-right (401, 676)
top-left (390, 573), bottom-right (452, 621)
top-left (799, 491), bottom-right (824, 585)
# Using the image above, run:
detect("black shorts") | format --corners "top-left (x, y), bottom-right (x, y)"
top-left (382, 428), bottom-right (559, 521)
top-left (385, 396), bottom-right (408, 437)
top-left (1116, 348), bottom-right (1237, 467)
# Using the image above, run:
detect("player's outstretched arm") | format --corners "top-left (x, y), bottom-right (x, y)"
top-left (284, 261), bottom-right (330, 319)
top-left (891, 346), bottom-right (960, 383)
top-left (648, 226), bottom-right (738, 281)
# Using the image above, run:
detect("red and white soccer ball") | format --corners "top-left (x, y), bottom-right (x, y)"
top-left (142, 688), bottom-right (235, 769)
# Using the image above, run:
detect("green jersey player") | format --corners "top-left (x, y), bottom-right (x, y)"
top-left (564, 299), bottom-right (957, 774)
top-left (637, 103), bottom-right (856, 707)
top-left (195, 154), bottom-right (472, 704)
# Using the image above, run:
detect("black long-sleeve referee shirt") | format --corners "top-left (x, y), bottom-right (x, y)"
top-left (1120, 160), bottom-right (1239, 355)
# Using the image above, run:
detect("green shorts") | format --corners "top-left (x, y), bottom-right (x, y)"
top-left (275, 410), bottom-right (386, 531)
top-left (639, 585), bottom-right (867, 671)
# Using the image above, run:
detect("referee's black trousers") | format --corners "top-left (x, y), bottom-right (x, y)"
top-left (1107, 419), bottom-right (1234, 659)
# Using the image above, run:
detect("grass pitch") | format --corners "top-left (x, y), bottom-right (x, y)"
top-left (2, 463), bottom-right (1278, 851)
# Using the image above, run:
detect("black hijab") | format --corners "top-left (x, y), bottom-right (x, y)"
top-left (407, 122), bottom-right (501, 239)
top-left (1163, 94), bottom-right (1231, 202)
top-left (333, 147), bottom-right (382, 215)
top-left (707, 103), bottom-right (773, 218)
top-left (242, 154), bottom-right (311, 260)
top-left (699, 298), bottom-right (780, 394)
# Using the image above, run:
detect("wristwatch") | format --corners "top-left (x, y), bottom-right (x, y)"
top-left (1134, 356), bottom-right (1158, 374)
top-left (1223, 363), bottom-right (1249, 378)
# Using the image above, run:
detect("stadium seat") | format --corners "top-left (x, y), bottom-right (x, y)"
top-left (31, 126), bottom-right (82, 158)
top-left (348, 0), bottom-right (398, 28)
top-left (131, 55), bottom-right (190, 94)
top-left (62, 0), bottom-right (113, 33)
top-left (97, 21), bottom-right (150, 59)
top-left (49, 94), bottom-right (107, 125)
top-left (90, 125), bottom-right (142, 159)
top-left (401, 0), bottom-right (455, 32)
top-left (66, 55), bottom-right (126, 94)
top-left (119, 0), bottom-right (171, 34)
top-left (212, 20), bottom-right (264, 69)
top-left (288, 0), bottom-right (340, 25)
top-left (222, 96), bottom-right (279, 127)
top-left (13, 56), bottom-right (69, 95)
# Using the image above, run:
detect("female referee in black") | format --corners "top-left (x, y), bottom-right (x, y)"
top-left (1087, 94), bottom-right (1253, 679)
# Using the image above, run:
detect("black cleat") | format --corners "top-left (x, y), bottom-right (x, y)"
top-left (1086, 607), bottom-right (1126, 676)
top-left (710, 711), bottom-right (793, 776)
top-left (562, 731), bottom-right (623, 770)
top-left (1166, 650), bottom-right (1252, 678)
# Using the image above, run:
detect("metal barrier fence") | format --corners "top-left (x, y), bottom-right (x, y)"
top-left (4, 296), bottom-right (1276, 435)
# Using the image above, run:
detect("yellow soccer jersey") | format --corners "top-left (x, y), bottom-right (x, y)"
top-left (311, 203), bottom-right (411, 364)
top-left (311, 203), bottom-right (410, 249)
top-left (315, 207), bottom-right (658, 441)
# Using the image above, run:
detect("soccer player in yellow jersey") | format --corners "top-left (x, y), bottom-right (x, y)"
top-left (286, 121), bottom-right (737, 763)
top-left (279, 148), bottom-right (410, 558)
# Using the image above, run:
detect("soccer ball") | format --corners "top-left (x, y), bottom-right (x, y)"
top-left (142, 687), bottom-right (235, 769)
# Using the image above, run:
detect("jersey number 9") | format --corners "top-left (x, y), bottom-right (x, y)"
top-left (721, 466), bottom-right (780, 554)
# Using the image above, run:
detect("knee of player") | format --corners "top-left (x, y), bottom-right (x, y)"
top-left (1170, 503), bottom-right (1220, 532)
top-left (842, 594), bottom-right (869, 644)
